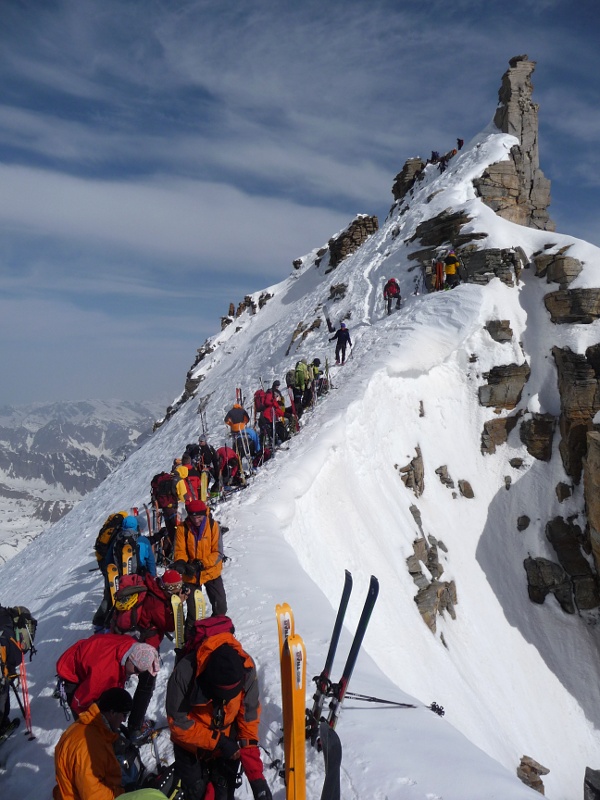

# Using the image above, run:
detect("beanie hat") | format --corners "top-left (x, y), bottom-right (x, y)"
top-left (186, 500), bottom-right (207, 514)
top-left (127, 643), bottom-right (160, 676)
top-left (313, 358), bottom-right (321, 367)
top-left (161, 569), bottom-right (183, 594)
top-left (122, 516), bottom-right (139, 532)
top-left (340, 322), bottom-right (346, 328)
top-left (97, 687), bottom-right (133, 714)
top-left (272, 380), bottom-right (281, 388)
top-left (201, 644), bottom-right (245, 701)
top-left (199, 435), bottom-right (207, 444)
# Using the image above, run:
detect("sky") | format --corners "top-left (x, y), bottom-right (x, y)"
top-left (1, 0), bottom-right (599, 405)
top-left (2, 127), bottom-right (600, 797)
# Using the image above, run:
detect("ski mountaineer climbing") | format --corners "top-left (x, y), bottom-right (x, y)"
top-left (330, 322), bottom-right (352, 365)
top-left (258, 387), bottom-right (289, 446)
top-left (444, 249), bottom-right (461, 288)
top-left (383, 277), bottom-right (401, 315)
top-left (53, 687), bottom-right (133, 800)
top-left (166, 632), bottom-right (273, 800)
top-left (187, 435), bottom-right (221, 493)
top-left (56, 633), bottom-right (160, 722)
top-left (172, 500), bottom-right (227, 626)
top-left (217, 446), bottom-right (242, 487)
top-left (224, 403), bottom-right (250, 434)
top-left (0, 605), bottom-right (23, 737)
top-left (93, 515), bottom-right (156, 630)
top-left (110, 569), bottom-right (185, 742)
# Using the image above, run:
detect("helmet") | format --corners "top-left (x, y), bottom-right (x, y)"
top-left (313, 358), bottom-right (321, 367)
top-left (273, 380), bottom-right (281, 388)
top-left (340, 322), bottom-right (346, 329)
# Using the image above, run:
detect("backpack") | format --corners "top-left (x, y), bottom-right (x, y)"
top-left (11, 607), bottom-right (37, 655)
top-left (178, 615), bottom-right (235, 661)
top-left (112, 533), bottom-right (140, 576)
top-left (183, 468), bottom-right (202, 502)
top-left (95, 513), bottom-right (126, 565)
top-left (253, 389), bottom-right (267, 413)
top-left (110, 575), bottom-right (149, 636)
top-left (151, 473), bottom-right (178, 509)
top-left (0, 606), bottom-right (37, 683)
top-left (285, 369), bottom-right (296, 388)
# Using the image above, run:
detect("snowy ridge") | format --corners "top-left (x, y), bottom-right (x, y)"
top-left (1, 125), bottom-right (600, 799)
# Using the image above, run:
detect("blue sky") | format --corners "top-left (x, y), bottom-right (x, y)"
top-left (1, 0), bottom-right (599, 405)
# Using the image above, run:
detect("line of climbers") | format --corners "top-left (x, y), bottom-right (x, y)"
top-left (47, 500), bottom-right (273, 800)
top-left (2, 314), bottom-right (364, 797)
top-left (28, 354), bottom-right (344, 798)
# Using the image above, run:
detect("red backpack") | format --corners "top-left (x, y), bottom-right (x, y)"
top-left (254, 389), bottom-right (267, 413)
top-left (110, 574), bottom-right (149, 636)
top-left (151, 472), bottom-right (177, 509)
top-left (177, 616), bottom-right (235, 661)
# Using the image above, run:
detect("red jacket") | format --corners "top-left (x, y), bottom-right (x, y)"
top-left (136, 575), bottom-right (175, 649)
top-left (217, 447), bottom-right (238, 470)
top-left (261, 391), bottom-right (284, 424)
top-left (384, 279), bottom-right (400, 298)
top-left (56, 634), bottom-right (135, 716)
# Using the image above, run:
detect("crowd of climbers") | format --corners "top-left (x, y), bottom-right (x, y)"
top-left (0, 268), bottom-right (467, 798)
top-left (0, 356), bottom-right (339, 799)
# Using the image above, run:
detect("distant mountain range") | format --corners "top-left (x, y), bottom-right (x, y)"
top-left (0, 399), bottom-right (161, 563)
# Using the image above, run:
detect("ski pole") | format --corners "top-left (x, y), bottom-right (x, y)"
top-left (344, 691), bottom-right (444, 716)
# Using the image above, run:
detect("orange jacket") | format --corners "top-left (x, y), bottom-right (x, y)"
top-left (224, 405), bottom-right (249, 433)
top-left (53, 703), bottom-right (124, 800)
top-left (166, 632), bottom-right (260, 755)
top-left (173, 516), bottom-right (223, 584)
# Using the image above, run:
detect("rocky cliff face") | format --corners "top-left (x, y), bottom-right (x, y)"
top-left (0, 399), bottom-right (159, 563)
top-left (474, 54), bottom-right (554, 231)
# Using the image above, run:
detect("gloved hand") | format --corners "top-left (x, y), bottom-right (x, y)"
top-left (172, 560), bottom-right (187, 575)
top-left (250, 778), bottom-right (273, 800)
top-left (182, 562), bottom-right (197, 579)
top-left (193, 559), bottom-right (204, 571)
top-left (216, 734), bottom-right (239, 759)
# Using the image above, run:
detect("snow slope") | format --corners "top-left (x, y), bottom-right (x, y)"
top-left (1, 127), bottom-right (600, 799)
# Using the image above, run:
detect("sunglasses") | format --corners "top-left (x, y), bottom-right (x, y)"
top-left (189, 512), bottom-right (206, 518)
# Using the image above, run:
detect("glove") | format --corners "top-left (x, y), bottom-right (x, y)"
top-left (182, 562), bottom-right (197, 579)
top-left (193, 559), bottom-right (204, 571)
top-left (172, 560), bottom-right (187, 575)
top-left (250, 778), bottom-right (273, 800)
top-left (216, 734), bottom-right (239, 759)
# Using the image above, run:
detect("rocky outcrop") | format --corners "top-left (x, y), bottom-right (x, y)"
top-left (584, 431), bottom-right (600, 576)
top-left (517, 755), bottom-right (549, 795)
top-left (485, 320), bottom-right (514, 343)
top-left (523, 556), bottom-right (575, 614)
top-left (408, 210), bottom-right (487, 266)
top-left (397, 447), bottom-right (424, 497)
top-left (552, 346), bottom-right (600, 481)
top-left (534, 248), bottom-right (582, 288)
top-left (459, 247), bottom-right (527, 287)
top-left (478, 363), bottom-right (530, 410)
top-left (407, 537), bottom-right (457, 633)
top-left (545, 517), bottom-right (599, 610)
top-left (474, 55), bottom-right (554, 231)
top-left (481, 415), bottom-right (520, 455)
top-left (327, 215), bottom-right (379, 270)
top-left (392, 157), bottom-right (426, 201)
top-left (519, 413), bottom-right (556, 461)
top-left (544, 288), bottom-right (600, 324)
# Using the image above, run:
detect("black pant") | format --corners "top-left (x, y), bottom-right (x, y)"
top-left (128, 670), bottom-right (156, 732)
top-left (184, 577), bottom-right (228, 638)
top-left (174, 744), bottom-right (239, 800)
top-left (335, 343), bottom-right (347, 363)
top-left (0, 683), bottom-right (10, 731)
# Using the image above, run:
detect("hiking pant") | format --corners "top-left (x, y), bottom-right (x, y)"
top-left (162, 506), bottom-right (178, 543)
top-left (128, 671), bottom-right (156, 732)
top-left (335, 343), bottom-right (348, 364)
top-left (174, 744), bottom-right (239, 800)
top-left (0, 683), bottom-right (10, 731)
top-left (184, 577), bottom-right (227, 635)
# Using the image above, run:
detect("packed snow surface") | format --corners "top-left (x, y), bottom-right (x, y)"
top-left (1, 127), bottom-right (600, 799)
